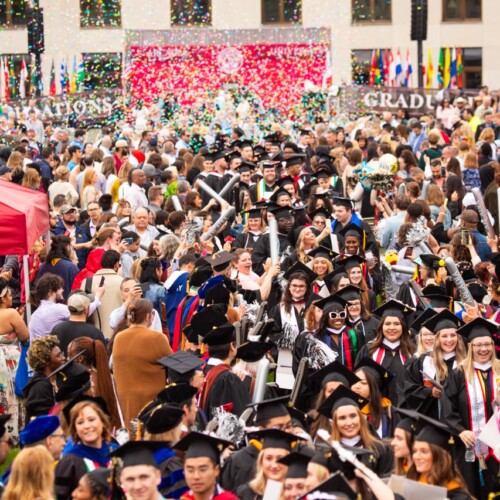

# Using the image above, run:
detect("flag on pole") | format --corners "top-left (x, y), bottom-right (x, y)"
top-left (450, 47), bottom-right (457, 88)
top-left (374, 49), bottom-right (382, 85)
top-left (65, 59), bottom-right (70, 94)
top-left (3, 58), bottom-right (10, 99)
top-left (383, 49), bottom-right (389, 86)
top-left (389, 50), bottom-right (396, 87)
top-left (19, 56), bottom-right (28, 98)
top-left (395, 49), bottom-right (403, 86)
top-left (49, 59), bottom-right (56, 96)
top-left (77, 56), bottom-right (85, 92)
top-left (437, 48), bottom-right (444, 86)
top-left (369, 50), bottom-right (377, 85)
top-left (443, 47), bottom-right (451, 88)
top-left (0, 58), bottom-right (5, 100)
top-left (322, 48), bottom-right (333, 90)
top-left (8, 59), bottom-right (16, 98)
top-left (426, 48), bottom-right (434, 88)
top-left (457, 48), bottom-right (463, 88)
top-left (404, 49), bottom-right (413, 87)
top-left (29, 54), bottom-right (38, 95)
top-left (60, 58), bottom-right (67, 95)
top-left (69, 55), bottom-right (77, 94)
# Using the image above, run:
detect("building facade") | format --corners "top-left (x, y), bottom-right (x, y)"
top-left (0, 0), bottom-right (497, 95)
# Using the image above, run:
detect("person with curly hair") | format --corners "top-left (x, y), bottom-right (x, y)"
top-left (23, 336), bottom-right (65, 421)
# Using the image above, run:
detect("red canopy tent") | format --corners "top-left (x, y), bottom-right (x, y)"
top-left (0, 181), bottom-right (49, 255)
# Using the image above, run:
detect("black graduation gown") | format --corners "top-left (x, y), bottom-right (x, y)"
top-left (232, 231), bottom-right (263, 251)
top-left (269, 304), bottom-right (305, 349)
top-left (204, 368), bottom-right (251, 419)
top-left (252, 233), bottom-right (293, 275)
top-left (333, 218), bottom-right (379, 260)
top-left (359, 441), bottom-right (395, 478)
top-left (55, 454), bottom-right (95, 499)
top-left (352, 316), bottom-right (380, 344)
top-left (442, 367), bottom-right (500, 500)
top-left (249, 181), bottom-right (276, 203)
top-left (220, 443), bottom-right (259, 493)
top-left (23, 372), bottom-right (56, 422)
top-left (201, 173), bottom-right (225, 205)
top-left (159, 453), bottom-right (187, 498)
top-left (235, 483), bottom-right (261, 500)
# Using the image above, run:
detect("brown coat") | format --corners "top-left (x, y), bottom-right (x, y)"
top-left (113, 325), bottom-right (170, 429)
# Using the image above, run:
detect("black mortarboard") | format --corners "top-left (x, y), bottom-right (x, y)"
top-left (269, 188), bottom-right (292, 204)
top-left (156, 383), bottom-right (198, 405)
top-left (305, 293), bottom-right (323, 309)
top-left (277, 175), bottom-right (295, 189)
top-left (110, 441), bottom-right (168, 468)
top-left (323, 267), bottom-right (347, 291)
top-left (338, 223), bottom-right (365, 241)
top-left (421, 309), bottom-right (463, 333)
top-left (205, 250), bottom-right (234, 272)
top-left (373, 299), bottom-right (414, 320)
top-left (278, 450), bottom-right (313, 479)
top-left (338, 254), bottom-right (365, 271)
top-left (157, 351), bottom-right (204, 379)
top-left (308, 246), bottom-right (337, 261)
top-left (241, 207), bottom-right (263, 219)
top-left (410, 308), bottom-right (437, 334)
top-left (46, 350), bottom-right (86, 379)
top-left (300, 129), bottom-right (312, 137)
top-left (87, 468), bottom-right (111, 497)
top-left (223, 148), bottom-right (241, 161)
top-left (235, 163), bottom-right (253, 174)
top-left (204, 151), bottom-right (225, 162)
top-left (354, 357), bottom-right (395, 393)
top-left (283, 261), bottom-right (318, 282)
top-left (332, 196), bottom-right (353, 209)
top-left (189, 306), bottom-right (228, 336)
top-left (422, 284), bottom-right (453, 310)
top-left (189, 266), bottom-right (213, 288)
top-left (247, 395), bottom-right (290, 423)
top-left (253, 145), bottom-right (267, 160)
top-left (55, 364), bottom-right (91, 402)
top-left (175, 431), bottom-right (232, 464)
top-left (392, 407), bottom-right (418, 434)
top-left (202, 323), bottom-right (236, 346)
top-left (63, 395), bottom-right (109, 424)
top-left (142, 403), bottom-right (184, 434)
top-left (415, 416), bottom-right (456, 452)
top-left (248, 429), bottom-right (305, 451)
top-left (268, 205), bottom-right (294, 220)
top-left (309, 360), bottom-right (360, 391)
top-left (239, 140), bottom-right (253, 150)
top-left (0, 415), bottom-right (10, 440)
top-left (260, 160), bottom-right (279, 170)
top-left (314, 293), bottom-right (347, 311)
top-left (302, 179), bottom-right (319, 198)
top-left (419, 254), bottom-right (447, 271)
top-left (337, 284), bottom-right (363, 303)
top-left (299, 471), bottom-right (356, 500)
top-left (283, 154), bottom-right (306, 168)
top-left (236, 341), bottom-right (274, 362)
top-left (204, 283), bottom-right (231, 306)
top-left (317, 385), bottom-right (369, 417)
top-left (308, 207), bottom-right (332, 220)
top-left (456, 317), bottom-right (499, 343)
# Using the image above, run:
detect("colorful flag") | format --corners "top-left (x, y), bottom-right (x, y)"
top-left (3, 58), bottom-right (10, 99)
top-left (457, 48), bottom-right (463, 88)
top-left (443, 47), bottom-right (451, 88)
top-left (49, 59), bottom-right (56, 96)
top-left (437, 48), bottom-right (444, 86)
top-left (369, 50), bottom-right (377, 85)
top-left (0, 58), bottom-right (5, 100)
top-left (77, 56), bottom-right (85, 91)
top-left (69, 55), bottom-right (77, 94)
top-left (383, 49), bottom-right (389, 86)
top-left (388, 50), bottom-right (396, 87)
top-left (19, 56), bottom-right (28, 98)
top-left (426, 48), bottom-right (434, 88)
top-left (374, 49), bottom-right (382, 85)
top-left (450, 47), bottom-right (457, 88)
top-left (60, 58), bottom-right (67, 95)
top-left (29, 54), bottom-right (37, 95)
top-left (395, 49), bottom-right (403, 86)
top-left (404, 49), bottom-right (413, 87)
top-left (8, 59), bottom-right (16, 98)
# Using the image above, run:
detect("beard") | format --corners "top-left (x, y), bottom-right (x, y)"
top-left (63, 218), bottom-right (76, 226)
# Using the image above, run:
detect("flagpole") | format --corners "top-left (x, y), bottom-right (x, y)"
top-left (26, 0), bottom-right (43, 96)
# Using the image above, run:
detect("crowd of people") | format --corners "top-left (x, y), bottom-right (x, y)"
top-left (0, 89), bottom-right (500, 500)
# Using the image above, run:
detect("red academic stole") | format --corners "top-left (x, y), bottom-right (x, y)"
top-left (199, 363), bottom-right (232, 412)
top-left (374, 346), bottom-right (406, 365)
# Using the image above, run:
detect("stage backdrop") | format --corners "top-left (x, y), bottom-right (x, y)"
top-left (128, 43), bottom-right (328, 113)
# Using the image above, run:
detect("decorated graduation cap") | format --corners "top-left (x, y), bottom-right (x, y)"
top-left (338, 223), bottom-right (366, 248)
top-left (317, 385), bottom-right (369, 418)
top-left (157, 351), bottom-right (204, 382)
top-left (283, 153), bottom-right (306, 168)
top-left (373, 299), bottom-right (414, 320)
top-left (205, 250), bottom-right (234, 272)
top-left (283, 261), bottom-right (318, 283)
top-left (110, 440), bottom-right (168, 468)
top-left (236, 341), bottom-right (274, 362)
top-left (0, 414), bottom-right (10, 440)
top-left (338, 254), bottom-right (365, 271)
top-left (248, 428), bottom-right (305, 451)
top-left (308, 246), bottom-right (337, 261)
top-left (456, 317), bottom-right (499, 343)
top-left (20, 415), bottom-right (60, 446)
top-left (332, 196), bottom-right (354, 209)
top-left (308, 207), bottom-right (332, 220)
top-left (421, 309), bottom-right (463, 333)
top-left (299, 471), bottom-right (356, 500)
top-left (141, 403), bottom-right (184, 435)
top-left (202, 323), bottom-right (236, 346)
top-left (175, 431), bottom-right (232, 464)
top-left (410, 308), bottom-right (437, 334)
top-left (314, 293), bottom-right (347, 311)
top-left (419, 253), bottom-right (447, 271)
top-left (246, 395), bottom-right (290, 423)
top-left (241, 207), bottom-right (263, 219)
top-left (309, 360), bottom-right (360, 391)
top-left (354, 357), bottom-right (395, 393)
top-left (156, 383), bottom-right (198, 405)
top-left (278, 449), bottom-right (314, 479)
top-left (336, 284), bottom-right (363, 303)
top-left (422, 284), bottom-right (453, 310)
top-left (62, 395), bottom-right (109, 424)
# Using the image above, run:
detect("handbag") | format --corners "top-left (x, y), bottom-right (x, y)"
top-left (15, 342), bottom-right (31, 397)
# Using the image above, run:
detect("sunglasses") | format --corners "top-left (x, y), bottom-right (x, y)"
top-left (328, 310), bottom-right (347, 320)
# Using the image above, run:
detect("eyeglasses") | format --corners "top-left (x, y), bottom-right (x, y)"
top-left (51, 433), bottom-right (66, 439)
top-left (347, 302), bottom-right (361, 309)
top-left (290, 284), bottom-right (306, 289)
top-left (313, 219), bottom-right (326, 225)
top-left (329, 310), bottom-right (347, 320)
top-left (471, 343), bottom-right (493, 350)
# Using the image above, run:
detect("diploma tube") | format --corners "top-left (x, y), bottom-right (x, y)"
top-left (219, 174), bottom-right (241, 200)
top-left (390, 264), bottom-right (417, 275)
top-left (170, 195), bottom-right (183, 212)
top-left (200, 206), bottom-right (235, 242)
top-left (472, 187), bottom-right (496, 238)
top-left (269, 218), bottom-right (279, 266)
top-left (416, 241), bottom-right (433, 254)
top-left (197, 179), bottom-right (226, 206)
top-left (420, 179), bottom-right (431, 201)
top-left (444, 256), bottom-right (475, 306)
top-left (252, 358), bottom-right (270, 404)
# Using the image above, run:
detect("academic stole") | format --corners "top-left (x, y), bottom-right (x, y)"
top-left (257, 179), bottom-right (272, 200)
top-left (341, 328), bottom-right (359, 371)
top-left (374, 346), bottom-right (406, 365)
top-left (465, 369), bottom-right (500, 466)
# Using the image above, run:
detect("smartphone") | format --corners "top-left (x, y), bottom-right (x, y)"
top-left (404, 246), bottom-right (414, 260)
top-left (99, 276), bottom-right (105, 287)
top-left (122, 237), bottom-right (133, 245)
top-left (461, 230), bottom-right (469, 246)
top-left (441, 166), bottom-right (447, 177)
top-left (365, 250), bottom-right (374, 266)
top-left (140, 283), bottom-right (150, 293)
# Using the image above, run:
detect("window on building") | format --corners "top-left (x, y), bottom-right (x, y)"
top-left (462, 47), bottom-right (482, 89)
top-left (262, 0), bottom-right (301, 24)
top-left (351, 50), bottom-right (375, 85)
top-left (443, 0), bottom-right (481, 21)
top-left (352, 0), bottom-right (391, 22)
top-left (171, 0), bottom-right (211, 25)
top-left (82, 53), bottom-right (122, 90)
top-left (80, 0), bottom-right (121, 28)
top-left (0, 0), bottom-right (26, 26)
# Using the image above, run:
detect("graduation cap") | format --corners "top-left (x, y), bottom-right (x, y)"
top-left (110, 441), bottom-right (168, 468)
top-left (372, 299), bottom-right (414, 320)
top-left (224, 148), bottom-right (242, 161)
top-left (308, 246), bottom-right (337, 261)
top-left (46, 350), bottom-right (86, 379)
top-left (54, 364), bottom-right (91, 402)
top-left (283, 261), bottom-right (318, 282)
top-left (202, 323), bottom-right (236, 346)
top-left (283, 154), bottom-right (306, 168)
top-left (308, 207), bottom-right (332, 220)
top-left (410, 308), bottom-right (437, 334)
top-left (239, 140), bottom-right (253, 150)
top-left (305, 293), bottom-right (323, 310)
top-left (86, 468), bottom-right (112, 498)
top-left (247, 428), bottom-right (305, 451)
top-left (336, 284), bottom-right (363, 303)
top-left (354, 357), bottom-right (395, 393)
top-left (332, 196), bottom-right (353, 209)
top-left (236, 341), bottom-right (274, 362)
top-left (156, 383), bottom-right (198, 405)
top-left (188, 266), bottom-right (213, 289)
top-left (302, 179), bottom-right (319, 198)
top-left (392, 407), bottom-right (418, 434)
top-left (0, 415), bottom-right (10, 440)
top-left (246, 395), bottom-right (290, 423)
top-left (264, 132), bottom-right (280, 143)
top-left (277, 175), bottom-right (295, 189)
top-left (323, 267), bottom-right (347, 292)
top-left (204, 151), bottom-right (225, 162)
top-left (267, 205), bottom-right (294, 220)
top-left (260, 160), bottom-right (280, 170)
top-left (278, 450), bottom-right (313, 479)
top-left (338, 254), bottom-right (365, 271)
top-left (205, 250), bottom-right (234, 272)
top-left (419, 254), bottom-right (447, 271)
top-left (253, 145), bottom-right (267, 160)
top-left (314, 293), bottom-right (347, 311)
top-left (422, 284), bottom-right (453, 310)
top-left (299, 471), bottom-right (356, 500)
top-left (317, 385), bottom-right (369, 417)
top-left (204, 283), bottom-right (231, 306)
top-left (142, 403), bottom-right (184, 435)
top-left (241, 207), bottom-right (263, 219)
top-left (62, 395), bottom-right (109, 424)
top-left (189, 306), bottom-right (228, 337)
top-left (175, 431), bottom-right (232, 464)
top-left (309, 360), bottom-right (360, 391)
top-left (421, 309), bottom-right (463, 333)
top-left (19, 415), bottom-right (60, 446)
top-left (269, 188), bottom-right (292, 204)
top-left (157, 351), bottom-right (204, 382)
top-left (456, 317), bottom-right (499, 343)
